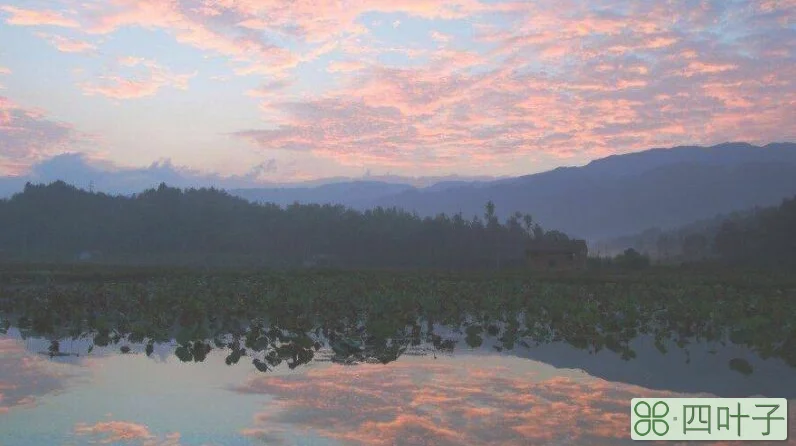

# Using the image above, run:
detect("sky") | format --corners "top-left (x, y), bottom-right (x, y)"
top-left (0, 0), bottom-right (794, 185)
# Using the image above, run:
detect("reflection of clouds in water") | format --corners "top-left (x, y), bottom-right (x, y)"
top-left (232, 360), bottom-right (680, 445)
top-left (4, 333), bottom-right (795, 445)
top-left (0, 338), bottom-right (71, 412)
top-left (74, 420), bottom-right (183, 445)
top-left (234, 360), bottom-right (796, 446)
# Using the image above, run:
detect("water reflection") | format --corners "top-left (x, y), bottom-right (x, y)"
top-left (0, 342), bottom-right (274, 445)
top-left (1, 332), bottom-right (795, 445)
top-left (233, 357), bottom-right (658, 445)
top-left (73, 422), bottom-right (182, 446)
top-left (0, 337), bottom-right (76, 413)
top-left (2, 289), bottom-right (796, 445)
top-left (3, 314), bottom-right (795, 399)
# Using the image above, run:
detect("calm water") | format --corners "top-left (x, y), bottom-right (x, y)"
top-left (1, 323), bottom-right (795, 445)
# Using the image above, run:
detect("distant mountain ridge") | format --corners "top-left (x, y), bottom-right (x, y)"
top-left (5, 142), bottom-right (795, 242)
top-left (0, 153), bottom-right (500, 198)
top-left (229, 142), bottom-right (796, 241)
top-left (229, 179), bottom-right (494, 208)
top-left (230, 181), bottom-right (415, 207)
top-left (381, 143), bottom-right (796, 239)
top-left (581, 142), bottom-right (796, 174)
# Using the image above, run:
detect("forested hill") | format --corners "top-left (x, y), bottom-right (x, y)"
top-left (599, 195), bottom-right (796, 268)
top-left (229, 142), bottom-right (796, 240)
top-left (712, 196), bottom-right (796, 268)
top-left (0, 181), bottom-right (572, 269)
top-left (362, 142), bottom-right (796, 240)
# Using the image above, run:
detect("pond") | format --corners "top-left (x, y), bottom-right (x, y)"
top-left (1, 321), bottom-right (795, 445)
top-left (1, 272), bottom-right (795, 445)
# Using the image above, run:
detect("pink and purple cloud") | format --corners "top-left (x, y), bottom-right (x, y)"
top-left (0, 0), bottom-right (793, 178)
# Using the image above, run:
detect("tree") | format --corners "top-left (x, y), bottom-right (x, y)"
top-left (483, 201), bottom-right (500, 268)
top-left (484, 200), bottom-right (497, 227)
top-left (614, 248), bottom-right (650, 270)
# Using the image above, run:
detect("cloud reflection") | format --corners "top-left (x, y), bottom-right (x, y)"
top-left (233, 357), bottom-right (796, 445)
top-left (73, 421), bottom-right (183, 445)
top-left (0, 338), bottom-right (70, 412)
top-left (232, 358), bottom-right (668, 445)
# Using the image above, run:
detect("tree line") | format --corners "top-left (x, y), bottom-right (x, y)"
top-left (599, 195), bottom-right (796, 269)
top-left (0, 181), bottom-right (573, 269)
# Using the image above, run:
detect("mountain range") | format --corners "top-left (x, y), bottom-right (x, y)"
top-left (0, 153), bottom-right (498, 198)
top-left (3, 142), bottom-right (795, 242)
top-left (231, 142), bottom-right (796, 241)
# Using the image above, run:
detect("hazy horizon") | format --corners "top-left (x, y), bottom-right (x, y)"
top-left (1, 141), bottom-right (793, 197)
top-left (0, 151), bottom-right (507, 193)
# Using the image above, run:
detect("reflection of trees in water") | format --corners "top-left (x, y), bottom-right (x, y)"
top-left (1, 273), bottom-right (793, 377)
top-left (1, 303), bottom-right (785, 379)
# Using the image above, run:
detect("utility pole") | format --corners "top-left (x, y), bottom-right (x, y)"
top-left (88, 180), bottom-right (95, 193)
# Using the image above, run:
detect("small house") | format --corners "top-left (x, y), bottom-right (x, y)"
top-left (525, 239), bottom-right (588, 271)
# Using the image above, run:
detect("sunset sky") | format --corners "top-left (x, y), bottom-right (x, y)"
top-left (0, 0), bottom-right (793, 183)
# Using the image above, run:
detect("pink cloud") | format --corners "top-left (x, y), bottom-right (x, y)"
top-left (231, 0), bottom-right (794, 170)
top-left (235, 96), bottom-right (426, 167)
top-left (39, 0), bottom-right (498, 81)
top-left (3, 0), bottom-right (795, 175)
top-left (683, 61), bottom-right (739, 77)
top-left (118, 56), bottom-right (146, 67)
top-left (223, 0), bottom-right (496, 41)
top-left (80, 58), bottom-right (196, 100)
top-left (245, 79), bottom-right (293, 99)
top-left (80, 0), bottom-right (300, 77)
top-left (428, 48), bottom-right (485, 72)
top-left (1, 96), bottom-right (86, 174)
top-left (35, 33), bottom-right (98, 53)
top-left (327, 60), bottom-right (368, 73)
top-left (1, 6), bottom-right (79, 27)
top-left (430, 30), bottom-right (452, 44)
top-left (81, 77), bottom-right (167, 100)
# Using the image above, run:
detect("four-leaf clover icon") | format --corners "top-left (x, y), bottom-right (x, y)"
top-left (634, 401), bottom-right (670, 437)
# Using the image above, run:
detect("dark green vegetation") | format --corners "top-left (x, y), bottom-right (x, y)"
top-left (600, 195), bottom-right (796, 268)
top-left (5, 181), bottom-right (794, 272)
top-left (0, 181), bottom-right (573, 269)
top-left (1, 267), bottom-right (794, 375)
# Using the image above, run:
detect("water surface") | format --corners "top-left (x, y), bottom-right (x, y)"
top-left (2, 324), bottom-right (795, 445)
